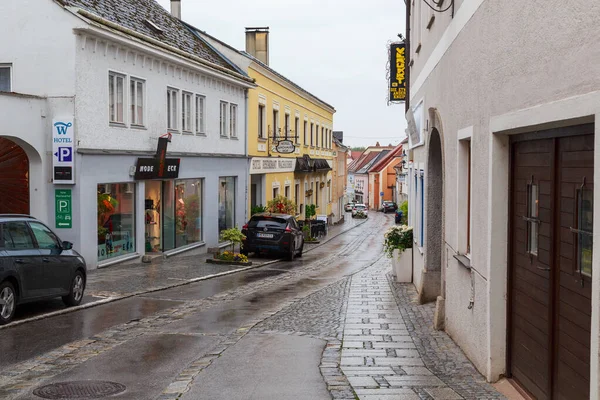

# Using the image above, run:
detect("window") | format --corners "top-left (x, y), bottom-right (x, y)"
top-left (230, 104), bottom-right (238, 138)
top-left (220, 101), bottom-right (228, 136)
top-left (284, 113), bottom-right (290, 139)
top-left (182, 92), bottom-right (193, 132)
top-left (420, 172), bottom-right (424, 246)
top-left (29, 222), bottom-right (61, 249)
top-left (295, 117), bottom-right (300, 144)
top-left (195, 95), bottom-right (205, 134)
top-left (575, 187), bottom-right (593, 276)
top-left (3, 222), bottom-right (34, 250)
top-left (273, 109), bottom-right (279, 138)
top-left (167, 87), bottom-right (179, 130)
top-left (109, 72), bottom-right (125, 124)
top-left (98, 183), bottom-right (135, 261)
top-left (285, 185), bottom-right (290, 199)
top-left (219, 177), bottom-right (235, 235)
top-left (310, 123), bottom-right (314, 146)
top-left (295, 183), bottom-right (299, 212)
top-left (273, 187), bottom-right (279, 199)
top-left (458, 138), bottom-right (472, 254)
top-left (174, 179), bottom-right (203, 247)
top-left (130, 77), bottom-right (145, 126)
top-left (303, 121), bottom-right (308, 146)
top-left (258, 104), bottom-right (266, 139)
top-left (526, 182), bottom-right (539, 256)
top-left (316, 182), bottom-right (319, 205)
top-left (315, 125), bottom-right (319, 147)
top-left (0, 65), bottom-right (11, 92)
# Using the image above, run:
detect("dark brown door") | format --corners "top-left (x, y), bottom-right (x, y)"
top-left (0, 138), bottom-right (29, 214)
top-left (509, 129), bottom-right (593, 400)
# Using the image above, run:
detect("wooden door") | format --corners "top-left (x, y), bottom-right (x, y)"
top-left (510, 138), bottom-right (555, 400)
top-left (509, 128), bottom-right (593, 400)
top-left (0, 138), bottom-right (29, 214)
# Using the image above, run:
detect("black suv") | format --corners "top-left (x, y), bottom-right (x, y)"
top-left (0, 215), bottom-right (87, 325)
top-left (382, 201), bottom-right (398, 213)
top-left (241, 213), bottom-right (304, 261)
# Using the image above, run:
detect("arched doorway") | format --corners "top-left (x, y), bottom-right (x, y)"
top-left (0, 137), bottom-right (29, 214)
top-left (420, 127), bottom-right (443, 304)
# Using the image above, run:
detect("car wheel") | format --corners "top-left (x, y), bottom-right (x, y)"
top-left (62, 270), bottom-right (85, 307)
top-left (0, 281), bottom-right (16, 325)
top-left (285, 245), bottom-right (294, 261)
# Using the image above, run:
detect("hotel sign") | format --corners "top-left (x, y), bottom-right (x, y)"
top-left (250, 157), bottom-right (296, 174)
top-left (52, 117), bottom-right (75, 184)
top-left (389, 43), bottom-right (406, 103)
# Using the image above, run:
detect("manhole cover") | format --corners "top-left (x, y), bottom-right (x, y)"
top-left (33, 381), bottom-right (126, 399)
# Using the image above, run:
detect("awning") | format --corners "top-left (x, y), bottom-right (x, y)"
top-left (295, 155), bottom-right (332, 173)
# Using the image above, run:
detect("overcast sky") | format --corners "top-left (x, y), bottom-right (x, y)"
top-left (156, 0), bottom-right (407, 148)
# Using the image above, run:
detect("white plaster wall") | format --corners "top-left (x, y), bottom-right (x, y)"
top-left (407, 0), bottom-right (600, 381)
top-left (0, 0), bottom-right (83, 96)
top-left (74, 33), bottom-right (247, 155)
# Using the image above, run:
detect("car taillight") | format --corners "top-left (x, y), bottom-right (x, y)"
top-left (285, 226), bottom-right (292, 233)
top-left (242, 224), bottom-right (248, 230)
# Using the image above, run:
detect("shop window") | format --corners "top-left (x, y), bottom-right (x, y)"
top-left (174, 179), bottom-right (203, 248)
top-left (219, 177), bottom-right (236, 236)
top-left (230, 104), bottom-right (238, 138)
top-left (220, 101), bottom-right (228, 137)
top-left (167, 87), bottom-right (179, 131)
top-left (109, 72), bottom-right (125, 124)
top-left (98, 183), bottom-right (135, 261)
top-left (575, 186), bottom-right (593, 277)
top-left (130, 77), bottom-right (145, 126)
top-left (182, 92), bottom-right (193, 132)
top-left (0, 64), bottom-right (12, 92)
top-left (195, 95), bottom-right (205, 134)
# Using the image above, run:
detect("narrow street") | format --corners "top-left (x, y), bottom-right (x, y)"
top-left (0, 213), bottom-right (502, 400)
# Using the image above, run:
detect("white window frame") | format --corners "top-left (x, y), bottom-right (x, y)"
top-left (195, 94), bottom-right (206, 134)
top-left (182, 91), bottom-right (193, 133)
top-left (0, 64), bottom-right (12, 92)
top-left (130, 77), bottom-right (145, 127)
top-left (258, 104), bottom-right (266, 139)
top-left (457, 127), bottom-right (473, 257)
top-left (109, 71), bottom-right (126, 124)
top-left (295, 117), bottom-right (300, 144)
top-left (230, 103), bottom-right (238, 138)
top-left (220, 101), bottom-right (228, 137)
top-left (167, 87), bottom-right (179, 131)
top-left (273, 108), bottom-right (279, 138)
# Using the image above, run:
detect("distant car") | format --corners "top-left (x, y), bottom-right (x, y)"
top-left (351, 204), bottom-right (368, 218)
top-left (0, 214), bottom-right (87, 325)
top-left (241, 213), bottom-right (304, 261)
top-left (344, 203), bottom-right (355, 212)
top-left (382, 201), bottom-right (398, 214)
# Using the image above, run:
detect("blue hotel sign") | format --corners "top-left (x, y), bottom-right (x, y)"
top-left (52, 117), bottom-right (75, 184)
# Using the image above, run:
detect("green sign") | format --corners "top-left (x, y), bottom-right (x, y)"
top-left (55, 189), bottom-right (72, 229)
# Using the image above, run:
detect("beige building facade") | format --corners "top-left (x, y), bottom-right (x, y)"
top-left (404, 1), bottom-right (600, 399)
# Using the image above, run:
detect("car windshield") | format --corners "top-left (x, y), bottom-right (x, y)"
top-left (248, 217), bottom-right (288, 229)
top-left (355, 206), bottom-right (365, 210)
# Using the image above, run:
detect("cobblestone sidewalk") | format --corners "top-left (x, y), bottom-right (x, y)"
top-left (341, 261), bottom-right (505, 400)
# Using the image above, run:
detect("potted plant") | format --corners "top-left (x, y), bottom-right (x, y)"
top-left (266, 195), bottom-right (296, 215)
top-left (383, 225), bottom-right (413, 282)
top-left (207, 227), bottom-right (252, 266)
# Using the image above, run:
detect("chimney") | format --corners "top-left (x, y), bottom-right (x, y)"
top-left (376, 141), bottom-right (381, 147)
top-left (245, 27), bottom-right (269, 65)
top-left (171, 0), bottom-right (181, 19)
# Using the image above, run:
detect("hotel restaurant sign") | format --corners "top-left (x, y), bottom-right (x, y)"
top-left (250, 157), bottom-right (296, 174)
top-left (389, 42), bottom-right (406, 103)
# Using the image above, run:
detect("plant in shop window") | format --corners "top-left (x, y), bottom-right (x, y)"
top-left (97, 192), bottom-right (119, 243)
top-left (266, 195), bottom-right (296, 215)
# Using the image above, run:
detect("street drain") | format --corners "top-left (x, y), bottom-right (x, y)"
top-left (33, 381), bottom-right (126, 399)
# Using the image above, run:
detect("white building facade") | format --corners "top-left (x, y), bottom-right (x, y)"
top-left (0, 0), bottom-right (254, 269)
top-left (404, 1), bottom-right (600, 399)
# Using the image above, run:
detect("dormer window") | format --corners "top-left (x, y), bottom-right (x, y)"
top-left (144, 19), bottom-right (163, 34)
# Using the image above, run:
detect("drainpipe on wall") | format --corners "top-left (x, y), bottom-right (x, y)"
top-left (405, 0), bottom-right (411, 114)
top-left (244, 88), bottom-right (249, 222)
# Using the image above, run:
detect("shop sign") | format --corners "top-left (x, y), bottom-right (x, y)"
top-left (134, 135), bottom-right (180, 180)
top-left (52, 117), bottom-right (75, 184)
top-left (55, 189), bottom-right (72, 229)
top-left (389, 43), bottom-right (406, 103)
top-left (275, 140), bottom-right (295, 154)
top-left (250, 157), bottom-right (296, 174)
top-left (406, 101), bottom-right (424, 149)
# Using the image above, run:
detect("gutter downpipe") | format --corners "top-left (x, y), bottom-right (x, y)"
top-left (244, 88), bottom-right (250, 222)
top-left (405, 0), bottom-right (411, 114)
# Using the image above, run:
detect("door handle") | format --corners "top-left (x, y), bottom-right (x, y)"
top-left (14, 259), bottom-right (25, 264)
top-left (537, 266), bottom-right (551, 271)
top-left (42, 258), bottom-right (50, 263)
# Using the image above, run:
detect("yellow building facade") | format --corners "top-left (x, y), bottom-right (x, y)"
top-left (247, 62), bottom-right (336, 220)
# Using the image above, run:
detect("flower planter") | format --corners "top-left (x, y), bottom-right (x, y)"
top-left (392, 248), bottom-right (412, 283)
top-left (206, 258), bottom-right (252, 266)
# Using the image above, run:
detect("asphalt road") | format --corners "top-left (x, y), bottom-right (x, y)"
top-left (0, 212), bottom-right (393, 400)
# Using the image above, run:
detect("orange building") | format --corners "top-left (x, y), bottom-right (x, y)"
top-left (368, 144), bottom-right (402, 210)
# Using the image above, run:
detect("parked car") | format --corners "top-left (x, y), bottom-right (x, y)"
top-left (241, 213), bottom-right (304, 261)
top-left (351, 204), bottom-right (368, 218)
top-left (382, 201), bottom-right (398, 213)
top-left (0, 214), bottom-right (87, 325)
top-left (344, 202), bottom-right (356, 212)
